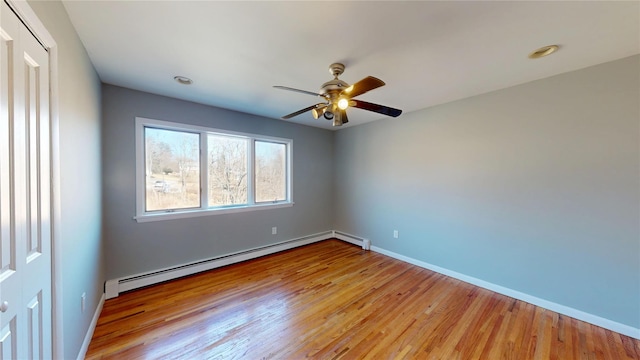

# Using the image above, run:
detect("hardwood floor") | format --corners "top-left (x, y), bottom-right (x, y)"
top-left (86, 239), bottom-right (640, 359)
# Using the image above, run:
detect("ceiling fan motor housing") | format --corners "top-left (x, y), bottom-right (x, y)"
top-left (321, 63), bottom-right (349, 101)
top-left (320, 79), bottom-right (349, 98)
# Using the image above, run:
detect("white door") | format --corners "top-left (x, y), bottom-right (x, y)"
top-left (0, 1), bottom-right (52, 359)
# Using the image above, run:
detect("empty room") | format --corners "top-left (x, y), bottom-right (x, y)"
top-left (1, 1), bottom-right (639, 359)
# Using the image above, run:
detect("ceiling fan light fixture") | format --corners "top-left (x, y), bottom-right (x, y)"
top-left (312, 104), bottom-right (327, 119)
top-left (324, 103), bottom-right (336, 120)
top-left (337, 98), bottom-right (349, 110)
top-left (333, 111), bottom-right (343, 127)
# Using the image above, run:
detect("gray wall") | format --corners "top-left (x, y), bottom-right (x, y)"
top-left (27, 1), bottom-right (104, 359)
top-left (101, 85), bottom-right (334, 279)
top-left (334, 55), bottom-right (640, 329)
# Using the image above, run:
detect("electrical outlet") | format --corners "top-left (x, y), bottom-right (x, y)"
top-left (272, 227), bottom-right (277, 235)
top-left (81, 292), bottom-right (86, 313)
top-left (393, 230), bottom-right (399, 239)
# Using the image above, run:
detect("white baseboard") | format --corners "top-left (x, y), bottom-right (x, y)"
top-left (333, 230), bottom-right (366, 247)
top-left (369, 244), bottom-right (640, 340)
top-left (101, 229), bottom-right (639, 340)
top-left (105, 231), bottom-right (333, 299)
top-left (76, 293), bottom-right (105, 360)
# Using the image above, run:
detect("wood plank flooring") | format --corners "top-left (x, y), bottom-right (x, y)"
top-left (86, 239), bottom-right (640, 359)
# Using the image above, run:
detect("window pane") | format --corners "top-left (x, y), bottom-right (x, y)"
top-left (208, 135), bottom-right (248, 207)
top-left (255, 141), bottom-right (287, 203)
top-left (145, 127), bottom-right (200, 211)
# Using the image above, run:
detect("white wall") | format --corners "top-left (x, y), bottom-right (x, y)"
top-left (334, 55), bottom-right (640, 330)
top-left (27, 1), bottom-right (104, 359)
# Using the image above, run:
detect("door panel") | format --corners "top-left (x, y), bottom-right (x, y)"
top-left (0, 318), bottom-right (16, 360)
top-left (27, 293), bottom-right (42, 360)
top-left (0, 5), bottom-right (22, 357)
top-left (0, 8), bottom-right (15, 284)
top-left (0, 2), bottom-right (51, 358)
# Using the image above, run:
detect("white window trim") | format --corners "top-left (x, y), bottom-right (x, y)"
top-left (134, 117), bottom-right (293, 223)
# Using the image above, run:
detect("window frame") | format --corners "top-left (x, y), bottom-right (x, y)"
top-left (134, 117), bottom-right (293, 223)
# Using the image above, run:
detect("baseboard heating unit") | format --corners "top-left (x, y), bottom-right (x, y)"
top-left (105, 231), bottom-right (334, 299)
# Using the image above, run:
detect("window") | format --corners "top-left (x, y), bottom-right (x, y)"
top-left (255, 141), bottom-right (287, 203)
top-left (135, 117), bottom-right (292, 222)
top-left (144, 127), bottom-right (200, 212)
top-left (207, 134), bottom-right (248, 207)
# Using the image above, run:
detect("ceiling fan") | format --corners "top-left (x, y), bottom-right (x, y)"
top-left (274, 63), bottom-right (402, 126)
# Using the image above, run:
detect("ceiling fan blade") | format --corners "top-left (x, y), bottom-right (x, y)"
top-left (274, 86), bottom-right (327, 98)
top-left (352, 100), bottom-right (402, 118)
top-left (281, 103), bottom-right (324, 119)
top-left (342, 76), bottom-right (385, 98)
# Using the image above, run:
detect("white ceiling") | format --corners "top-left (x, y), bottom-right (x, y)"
top-left (62, 1), bottom-right (639, 130)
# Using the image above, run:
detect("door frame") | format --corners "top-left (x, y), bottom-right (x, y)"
top-left (4, 1), bottom-right (62, 358)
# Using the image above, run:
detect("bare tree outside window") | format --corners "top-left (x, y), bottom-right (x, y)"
top-left (208, 135), bottom-right (248, 206)
top-left (255, 141), bottom-right (286, 203)
top-left (144, 127), bottom-right (200, 211)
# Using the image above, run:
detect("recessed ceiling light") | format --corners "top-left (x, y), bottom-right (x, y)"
top-left (174, 76), bottom-right (193, 85)
top-left (528, 45), bottom-right (559, 59)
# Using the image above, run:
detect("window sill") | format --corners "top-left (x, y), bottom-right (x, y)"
top-left (134, 202), bottom-right (294, 223)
